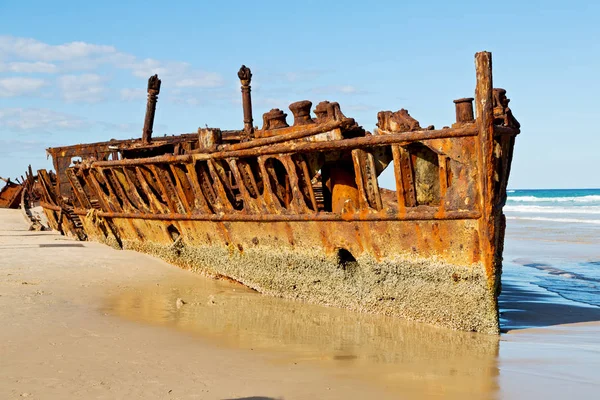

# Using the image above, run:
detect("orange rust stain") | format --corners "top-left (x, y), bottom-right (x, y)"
top-left (216, 221), bottom-right (232, 247)
top-left (283, 222), bottom-right (295, 246)
top-left (126, 219), bottom-right (143, 240)
top-left (413, 223), bottom-right (423, 252)
top-left (330, 165), bottom-right (359, 214)
top-left (359, 222), bottom-right (381, 261)
top-left (317, 224), bottom-right (334, 255)
top-left (352, 224), bottom-right (365, 253)
top-left (471, 229), bottom-right (481, 263)
top-left (431, 222), bottom-right (442, 252)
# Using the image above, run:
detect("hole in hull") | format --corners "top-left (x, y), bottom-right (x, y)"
top-left (336, 248), bottom-right (358, 273)
top-left (167, 224), bottom-right (180, 242)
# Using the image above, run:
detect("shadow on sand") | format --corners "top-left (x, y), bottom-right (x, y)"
top-left (499, 281), bottom-right (600, 331)
top-left (223, 397), bottom-right (280, 400)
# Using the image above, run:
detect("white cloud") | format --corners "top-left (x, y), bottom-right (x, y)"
top-left (57, 74), bottom-right (106, 102)
top-left (122, 58), bottom-right (224, 88)
top-left (312, 85), bottom-right (362, 95)
top-left (175, 72), bottom-right (224, 88)
top-left (0, 35), bottom-right (225, 101)
top-left (0, 107), bottom-right (149, 137)
top-left (282, 70), bottom-right (323, 82)
top-left (0, 108), bottom-right (86, 131)
top-left (0, 139), bottom-right (54, 155)
top-left (0, 36), bottom-right (116, 62)
top-left (0, 77), bottom-right (46, 97)
top-left (170, 95), bottom-right (202, 106)
top-left (97, 121), bottom-right (141, 133)
top-left (254, 97), bottom-right (293, 109)
top-left (120, 88), bottom-right (146, 101)
top-left (345, 103), bottom-right (375, 112)
top-left (0, 61), bottom-right (58, 73)
top-left (338, 85), bottom-right (358, 94)
top-left (121, 57), bottom-right (170, 78)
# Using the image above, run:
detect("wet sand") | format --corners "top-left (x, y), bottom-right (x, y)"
top-left (1, 209), bottom-right (599, 399)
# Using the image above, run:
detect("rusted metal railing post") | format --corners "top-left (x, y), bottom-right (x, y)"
top-left (238, 65), bottom-right (254, 136)
top-left (142, 74), bottom-right (161, 144)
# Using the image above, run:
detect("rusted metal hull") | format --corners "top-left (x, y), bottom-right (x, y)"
top-left (36, 52), bottom-right (520, 333)
top-left (0, 182), bottom-right (23, 209)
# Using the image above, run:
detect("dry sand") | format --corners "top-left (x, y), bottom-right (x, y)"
top-left (1, 209), bottom-right (599, 399)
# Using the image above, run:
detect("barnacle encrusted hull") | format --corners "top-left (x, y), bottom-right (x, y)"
top-left (82, 216), bottom-right (499, 333)
top-left (36, 52), bottom-right (520, 333)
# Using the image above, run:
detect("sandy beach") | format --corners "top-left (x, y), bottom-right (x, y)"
top-left (1, 208), bottom-right (599, 399)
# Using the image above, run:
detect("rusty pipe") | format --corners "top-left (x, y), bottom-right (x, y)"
top-left (453, 98), bottom-right (475, 124)
top-left (238, 65), bottom-right (253, 135)
top-left (142, 74), bottom-right (161, 144)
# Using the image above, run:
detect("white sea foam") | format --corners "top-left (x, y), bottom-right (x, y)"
top-left (504, 205), bottom-right (600, 214)
top-left (506, 216), bottom-right (600, 225)
top-left (507, 195), bottom-right (600, 203)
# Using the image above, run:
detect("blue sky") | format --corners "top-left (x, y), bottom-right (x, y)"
top-left (0, 0), bottom-right (598, 189)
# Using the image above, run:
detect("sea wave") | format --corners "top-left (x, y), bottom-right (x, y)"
top-left (507, 195), bottom-right (600, 203)
top-left (516, 261), bottom-right (600, 283)
top-left (506, 216), bottom-right (600, 225)
top-left (504, 205), bottom-right (600, 214)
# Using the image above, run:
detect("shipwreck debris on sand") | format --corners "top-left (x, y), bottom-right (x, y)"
top-left (34, 51), bottom-right (519, 333)
top-left (0, 177), bottom-right (23, 209)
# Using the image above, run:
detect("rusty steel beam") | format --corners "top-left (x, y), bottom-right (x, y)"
top-left (475, 51), bottom-right (503, 296)
top-left (199, 123), bottom-right (483, 161)
top-left (46, 134), bottom-right (199, 159)
top-left (71, 208), bottom-right (481, 222)
top-left (201, 119), bottom-right (351, 153)
top-left (40, 201), bottom-right (61, 211)
top-left (85, 124), bottom-right (485, 169)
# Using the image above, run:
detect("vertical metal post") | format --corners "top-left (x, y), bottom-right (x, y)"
top-left (238, 65), bottom-right (254, 135)
top-left (142, 74), bottom-right (161, 144)
top-left (474, 51), bottom-right (498, 283)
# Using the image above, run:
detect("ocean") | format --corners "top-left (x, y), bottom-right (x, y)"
top-left (505, 188), bottom-right (600, 225)
top-left (500, 188), bottom-right (600, 328)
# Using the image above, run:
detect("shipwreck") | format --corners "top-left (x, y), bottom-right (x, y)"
top-left (31, 51), bottom-right (519, 333)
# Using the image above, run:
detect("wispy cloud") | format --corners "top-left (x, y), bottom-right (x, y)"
top-left (0, 35), bottom-right (225, 101)
top-left (57, 74), bottom-right (106, 103)
top-left (0, 61), bottom-right (58, 73)
top-left (175, 73), bottom-right (223, 88)
top-left (120, 88), bottom-right (146, 102)
top-left (344, 103), bottom-right (376, 112)
top-left (312, 85), bottom-right (364, 95)
top-left (0, 138), bottom-right (56, 155)
top-left (0, 36), bottom-right (116, 62)
top-left (280, 70), bottom-right (324, 83)
top-left (0, 107), bottom-right (148, 135)
top-left (0, 77), bottom-right (46, 97)
top-left (0, 108), bottom-right (86, 131)
top-left (121, 58), bottom-right (225, 88)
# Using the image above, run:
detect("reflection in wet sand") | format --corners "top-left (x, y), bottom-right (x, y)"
top-left (106, 275), bottom-right (499, 398)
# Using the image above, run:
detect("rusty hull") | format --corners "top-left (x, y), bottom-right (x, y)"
top-left (0, 178), bottom-right (23, 209)
top-left (37, 52), bottom-right (519, 333)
